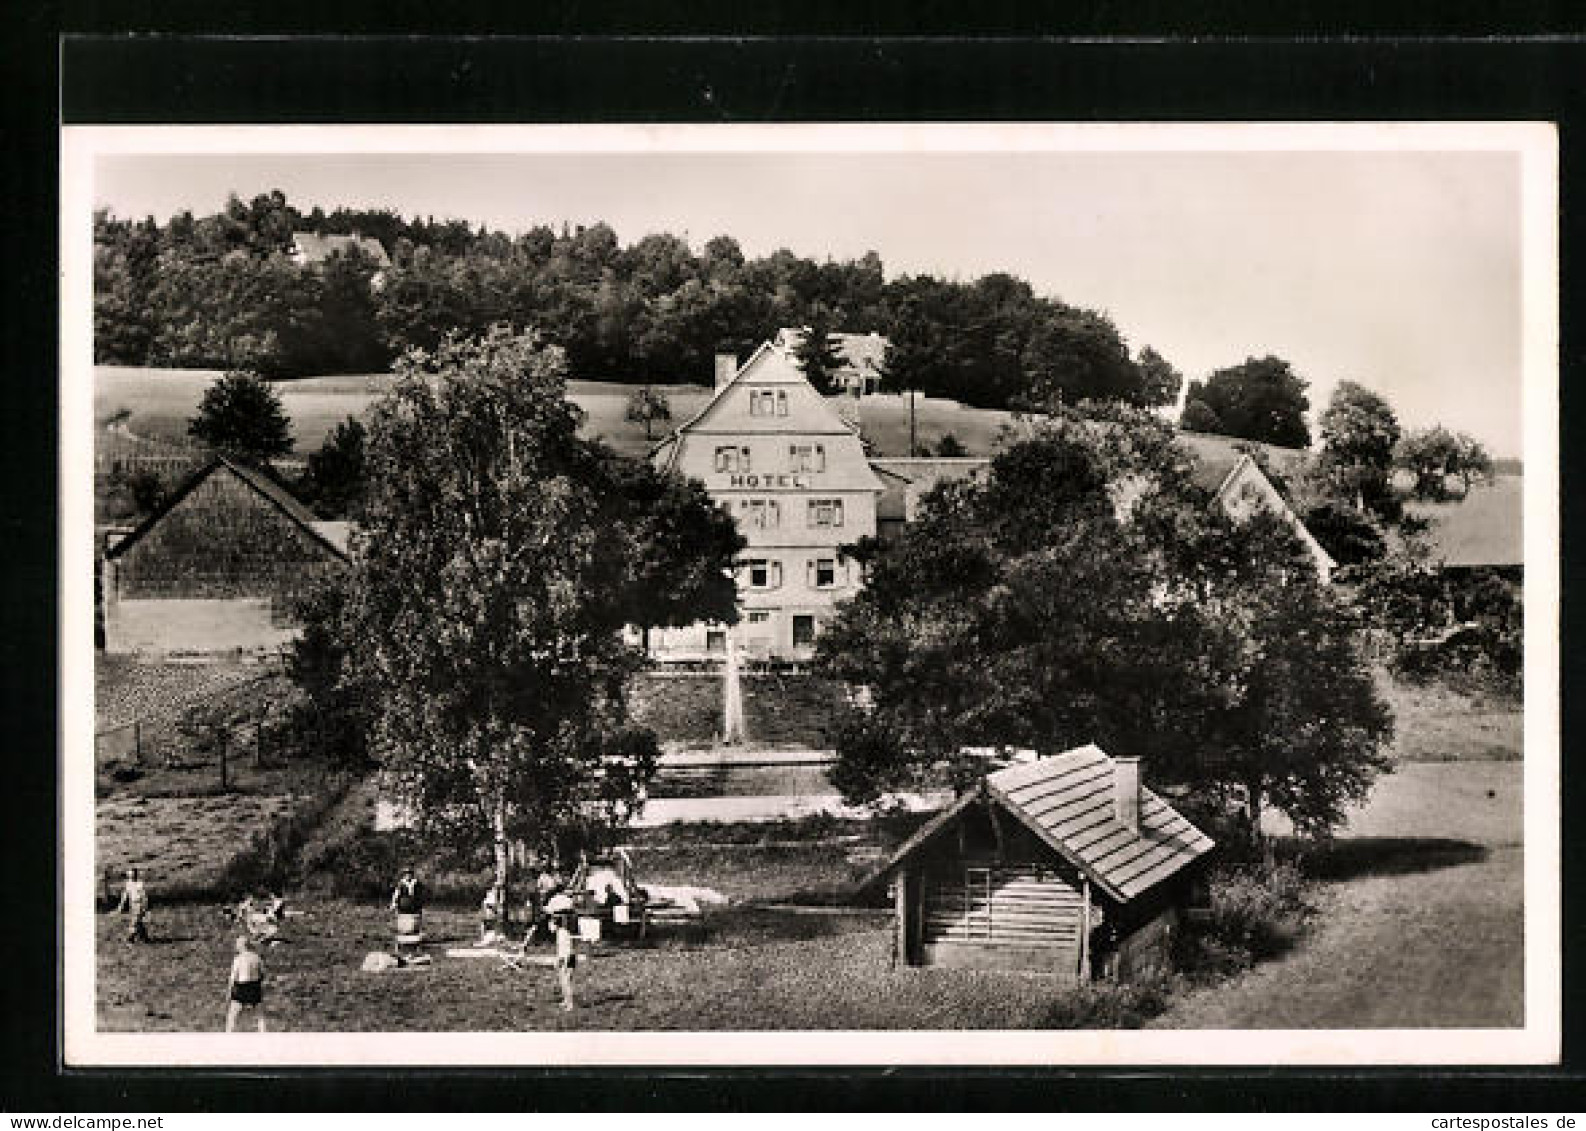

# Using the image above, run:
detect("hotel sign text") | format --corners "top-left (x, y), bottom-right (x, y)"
top-left (726, 473), bottom-right (812, 489)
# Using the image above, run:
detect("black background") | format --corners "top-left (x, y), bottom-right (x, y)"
top-left (5, 20), bottom-right (1583, 1112)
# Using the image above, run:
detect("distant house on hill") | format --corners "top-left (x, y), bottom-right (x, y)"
top-left (871, 434), bottom-right (1337, 582)
top-left (102, 456), bottom-right (350, 657)
top-left (1407, 476), bottom-right (1523, 579)
top-left (861, 744), bottom-right (1214, 980)
top-left (289, 231), bottom-right (392, 271)
top-left (773, 327), bottom-right (890, 396)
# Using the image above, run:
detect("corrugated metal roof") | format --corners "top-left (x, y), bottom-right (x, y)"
top-left (987, 745), bottom-right (1214, 902)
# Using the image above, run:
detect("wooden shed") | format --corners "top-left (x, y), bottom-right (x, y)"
top-left (862, 745), bottom-right (1214, 981)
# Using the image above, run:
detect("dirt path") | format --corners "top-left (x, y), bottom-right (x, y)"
top-left (1152, 762), bottom-right (1525, 1029)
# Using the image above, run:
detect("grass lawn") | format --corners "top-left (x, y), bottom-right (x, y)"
top-left (1154, 761), bottom-right (1524, 1029)
top-left (95, 898), bottom-right (1095, 1032)
top-left (1379, 672), bottom-right (1522, 763)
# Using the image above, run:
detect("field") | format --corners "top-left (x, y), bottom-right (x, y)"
top-left (93, 366), bottom-right (1017, 460)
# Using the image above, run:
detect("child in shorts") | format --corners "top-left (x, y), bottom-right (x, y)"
top-left (225, 935), bottom-right (267, 1032)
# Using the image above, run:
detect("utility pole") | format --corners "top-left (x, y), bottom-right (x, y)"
top-left (909, 388), bottom-right (917, 456)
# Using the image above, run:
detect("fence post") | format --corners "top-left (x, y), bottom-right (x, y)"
top-left (219, 726), bottom-right (229, 792)
top-left (134, 721), bottom-right (142, 766)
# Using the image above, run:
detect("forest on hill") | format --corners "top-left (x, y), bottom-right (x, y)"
top-left (94, 190), bottom-right (1181, 412)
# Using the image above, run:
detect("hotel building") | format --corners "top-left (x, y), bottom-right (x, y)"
top-left (647, 340), bottom-right (882, 661)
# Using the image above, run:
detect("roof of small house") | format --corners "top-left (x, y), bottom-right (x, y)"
top-left (865, 744), bottom-right (1214, 904)
top-left (1406, 476), bottom-right (1524, 569)
top-left (106, 455), bottom-right (351, 563)
top-left (290, 231), bottom-right (391, 268)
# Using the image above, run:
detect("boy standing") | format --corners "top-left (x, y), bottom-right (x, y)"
top-left (225, 935), bottom-right (267, 1032)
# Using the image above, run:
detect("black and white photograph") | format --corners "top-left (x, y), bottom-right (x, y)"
top-left (59, 122), bottom-right (1558, 1067)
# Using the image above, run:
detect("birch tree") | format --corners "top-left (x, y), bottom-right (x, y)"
top-left (341, 327), bottom-right (741, 925)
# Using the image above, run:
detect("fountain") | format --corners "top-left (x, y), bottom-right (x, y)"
top-left (720, 633), bottom-right (748, 746)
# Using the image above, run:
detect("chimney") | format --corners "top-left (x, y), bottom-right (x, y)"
top-left (1113, 756), bottom-right (1142, 833)
top-left (714, 353), bottom-right (738, 390)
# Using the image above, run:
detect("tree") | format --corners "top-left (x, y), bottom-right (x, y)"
top-left (817, 413), bottom-right (1391, 843)
top-left (302, 416), bottom-right (367, 520)
top-left (624, 385), bottom-right (673, 441)
top-left (935, 433), bottom-right (968, 457)
top-left (1180, 398), bottom-right (1222, 434)
top-left (187, 371), bottom-right (294, 462)
top-left (1301, 501), bottom-right (1388, 568)
top-left (1181, 356), bottom-right (1312, 448)
top-left (1134, 346), bottom-right (1184, 409)
top-left (1318, 380), bottom-right (1401, 517)
top-left (328, 327), bottom-right (743, 928)
top-left (1397, 426), bottom-right (1492, 501)
top-left (793, 310), bottom-right (846, 394)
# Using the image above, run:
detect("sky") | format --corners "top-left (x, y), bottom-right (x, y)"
top-left (94, 143), bottom-right (1528, 456)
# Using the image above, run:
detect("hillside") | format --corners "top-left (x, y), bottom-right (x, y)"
top-left (94, 366), bottom-right (1353, 470)
top-left (95, 366), bottom-right (1019, 459)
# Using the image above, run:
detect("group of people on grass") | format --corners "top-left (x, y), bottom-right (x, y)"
top-left (111, 860), bottom-right (593, 1029)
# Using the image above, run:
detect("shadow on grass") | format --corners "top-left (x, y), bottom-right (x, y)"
top-left (1294, 836), bottom-right (1489, 881)
top-left (698, 904), bottom-right (881, 946)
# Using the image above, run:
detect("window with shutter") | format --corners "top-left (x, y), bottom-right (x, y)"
top-left (770, 561), bottom-right (783, 588)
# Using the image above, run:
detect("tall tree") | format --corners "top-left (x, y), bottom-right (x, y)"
top-left (793, 309), bottom-right (846, 394)
top-left (1134, 346), bottom-right (1185, 409)
top-left (332, 327), bottom-right (742, 926)
top-left (817, 412), bottom-right (1391, 842)
top-left (1397, 426), bottom-right (1493, 501)
top-left (1318, 380), bottom-right (1401, 517)
top-left (187, 371), bottom-right (294, 462)
top-left (301, 416), bottom-right (368, 520)
top-left (1181, 355), bottom-right (1312, 448)
top-left (624, 385), bottom-right (673, 441)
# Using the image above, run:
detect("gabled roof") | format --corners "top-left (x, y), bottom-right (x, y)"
top-left (1406, 476), bottom-right (1523, 569)
top-left (290, 231), bottom-right (391, 268)
top-left (106, 455), bottom-right (351, 563)
top-left (651, 341), bottom-right (881, 492)
top-left (864, 744), bottom-right (1214, 904)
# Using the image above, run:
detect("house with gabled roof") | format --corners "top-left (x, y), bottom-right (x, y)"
top-left (871, 434), bottom-right (1336, 583)
top-left (649, 340), bottom-right (884, 661)
top-left (102, 456), bottom-right (350, 657)
top-left (860, 744), bottom-right (1214, 980)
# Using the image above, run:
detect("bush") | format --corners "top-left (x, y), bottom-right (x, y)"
top-left (1177, 861), bottom-right (1311, 976)
top-left (212, 772), bottom-right (355, 897)
top-left (1041, 972), bottom-right (1174, 1029)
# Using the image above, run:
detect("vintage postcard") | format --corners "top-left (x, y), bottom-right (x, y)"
top-left (60, 122), bottom-right (1559, 1066)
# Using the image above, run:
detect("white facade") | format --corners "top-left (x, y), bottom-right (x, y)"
top-left (649, 342), bottom-right (882, 661)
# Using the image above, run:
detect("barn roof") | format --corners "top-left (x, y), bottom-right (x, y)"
top-left (105, 455), bottom-right (351, 563)
top-left (864, 744), bottom-right (1214, 904)
top-left (1406, 476), bottom-right (1523, 569)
